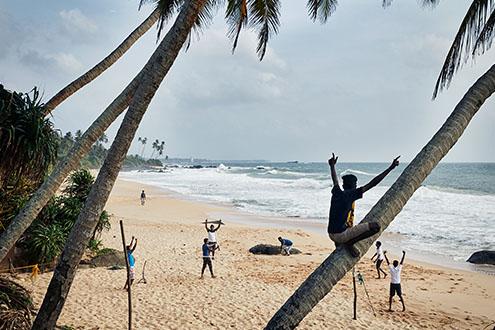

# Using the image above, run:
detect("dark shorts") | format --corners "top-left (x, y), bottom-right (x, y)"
top-left (376, 259), bottom-right (383, 269)
top-left (390, 283), bottom-right (402, 297)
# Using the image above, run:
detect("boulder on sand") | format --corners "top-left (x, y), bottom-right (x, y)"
top-left (87, 248), bottom-right (125, 268)
top-left (466, 250), bottom-right (495, 265)
top-left (249, 244), bottom-right (301, 255)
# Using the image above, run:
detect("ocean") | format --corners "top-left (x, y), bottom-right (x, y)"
top-left (119, 161), bottom-right (495, 266)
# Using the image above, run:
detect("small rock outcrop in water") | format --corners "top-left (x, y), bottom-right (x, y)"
top-left (249, 244), bottom-right (301, 255)
top-left (466, 250), bottom-right (495, 265)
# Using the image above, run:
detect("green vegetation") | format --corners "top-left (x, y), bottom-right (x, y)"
top-left (21, 169), bottom-right (111, 264)
top-left (58, 130), bottom-right (109, 169)
top-left (0, 277), bottom-right (34, 329)
top-left (0, 85), bottom-right (59, 230)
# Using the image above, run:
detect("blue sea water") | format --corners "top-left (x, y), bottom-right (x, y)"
top-left (120, 161), bottom-right (495, 264)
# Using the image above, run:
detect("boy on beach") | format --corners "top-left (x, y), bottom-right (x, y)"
top-left (205, 219), bottom-right (222, 259)
top-left (200, 238), bottom-right (216, 279)
top-left (124, 236), bottom-right (137, 291)
top-left (140, 190), bottom-right (146, 206)
top-left (384, 250), bottom-right (406, 312)
top-left (371, 241), bottom-right (387, 279)
top-left (327, 153), bottom-right (400, 257)
top-left (278, 237), bottom-right (293, 256)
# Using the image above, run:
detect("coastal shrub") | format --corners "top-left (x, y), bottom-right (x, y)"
top-left (21, 169), bottom-right (111, 264)
top-left (0, 85), bottom-right (58, 231)
top-left (0, 276), bottom-right (35, 329)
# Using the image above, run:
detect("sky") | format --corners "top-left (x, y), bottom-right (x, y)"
top-left (1, 0), bottom-right (494, 162)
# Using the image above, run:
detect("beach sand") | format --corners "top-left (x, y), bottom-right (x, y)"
top-left (16, 179), bottom-right (495, 329)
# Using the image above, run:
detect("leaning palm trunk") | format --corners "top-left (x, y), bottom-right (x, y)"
top-left (43, 8), bottom-right (160, 115)
top-left (32, 0), bottom-right (207, 328)
top-left (265, 64), bottom-right (495, 330)
top-left (0, 73), bottom-right (142, 264)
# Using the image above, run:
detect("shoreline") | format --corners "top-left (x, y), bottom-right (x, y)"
top-left (17, 176), bottom-right (495, 329)
top-left (118, 175), bottom-right (494, 276)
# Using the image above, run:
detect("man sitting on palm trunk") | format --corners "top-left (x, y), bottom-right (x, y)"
top-left (327, 153), bottom-right (400, 257)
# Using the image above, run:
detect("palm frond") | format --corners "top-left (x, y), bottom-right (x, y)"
top-left (473, 10), bottom-right (495, 55)
top-left (248, 0), bottom-right (281, 60)
top-left (182, 0), bottom-right (221, 51)
top-left (433, 0), bottom-right (494, 98)
top-left (307, 0), bottom-right (338, 23)
top-left (382, 0), bottom-right (439, 8)
top-left (226, 0), bottom-right (249, 53)
top-left (139, 0), bottom-right (184, 40)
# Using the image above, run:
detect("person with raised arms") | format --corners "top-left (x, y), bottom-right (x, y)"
top-left (327, 153), bottom-right (400, 257)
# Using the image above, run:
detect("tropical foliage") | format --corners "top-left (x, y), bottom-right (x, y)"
top-left (58, 131), bottom-right (109, 169)
top-left (0, 276), bottom-right (35, 329)
top-left (433, 0), bottom-right (495, 97)
top-left (0, 85), bottom-right (59, 230)
top-left (21, 169), bottom-right (110, 264)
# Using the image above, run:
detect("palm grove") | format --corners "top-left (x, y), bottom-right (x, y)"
top-left (0, 0), bottom-right (494, 329)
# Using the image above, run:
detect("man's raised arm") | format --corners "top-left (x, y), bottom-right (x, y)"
top-left (362, 156), bottom-right (400, 193)
top-left (328, 153), bottom-right (340, 188)
top-left (384, 251), bottom-right (390, 265)
top-left (400, 251), bottom-right (406, 265)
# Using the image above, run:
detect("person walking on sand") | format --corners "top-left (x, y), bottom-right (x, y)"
top-left (371, 241), bottom-right (387, 279)
top-left (278, 237), bottom-right (293, 256)
top-left (140, 190), bottom-right (146, 206)
top-left (384, 250), bottom-right (406, 312)
top-left (327, 153), bottom-right (400, 257)
top-left (205, 219), bottom-right (222, 258)
top-left (124, 236), bottom-right (138, 291)
top-left (200, 238), bottom-right (216, 279)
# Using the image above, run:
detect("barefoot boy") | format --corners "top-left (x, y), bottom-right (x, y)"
top-left (371, 241), bottom-right (387, 279)
top-left (384, 250), bottom-right (406, 312)
top-left (327, 153), bottom-right (400, 257)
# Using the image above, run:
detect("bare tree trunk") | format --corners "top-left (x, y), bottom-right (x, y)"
top-left (0, 73), bottom-right (142, 264)
top-left (32, 0), bottom-right (206, 328)
top-left (265, 64), bottom-right (495, 329)
top-left (43, 8), bottom-right (160, 115)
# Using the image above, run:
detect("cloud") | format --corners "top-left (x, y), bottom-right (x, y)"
top-left (59, 9), bottom-right (98, 34)
top-left (19, 50), bottom-right (83, 74)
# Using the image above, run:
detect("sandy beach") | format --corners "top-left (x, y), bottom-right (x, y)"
top-left (16, 178), bottom-right (495, 329)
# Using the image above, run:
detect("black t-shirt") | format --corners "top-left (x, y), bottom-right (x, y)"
top-left (328, 186), bottom-right (364, 234)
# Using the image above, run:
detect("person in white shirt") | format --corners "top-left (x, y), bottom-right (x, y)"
top-left (371, 241), bottom-right (387, 279)
top-left (205, 219), bottom-right (222, 259)
top-left (384, 250), bottom-right (406, 312)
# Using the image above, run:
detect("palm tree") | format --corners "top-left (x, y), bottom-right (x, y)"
top-left (32, 1), bottom-right (208, 327)
top-left (0, 73), bottom-right (142, 263)
top-left (158, 140), bottom-right (165, 156)
top-left (266, 65), bottom-right (495, 329)
top-left (265, 2), bottom-right (495, 328)
top-left (43, 8), bottom-right (160, 115)
top-left (150, 138), bottom-right (159, 158)
top-left (433, 0), bottom-right (495, 98)
top-left (138, 136), bottom-right (148, 157)
top-left (0, 0), bottom-right (339, 264)
top-left (33, 0), bottom-right (344, 326)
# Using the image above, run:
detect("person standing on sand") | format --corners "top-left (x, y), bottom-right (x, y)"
top-left (327, 153), bottom-right (400, 257)
top-left (124, 236), bottom-right (137, 291)
top-left (384, 250), bottom-right (406, 312)
top-left (200, 238), bottom-right (215, 279)
top-left (371, 241), bottom-right (387, 279)
top-left (205, 219), bottom-right (222, 259)
top-left (140, 190), bottom-right (146, 206)
top-left (278, 237), bottom-right (293, 256)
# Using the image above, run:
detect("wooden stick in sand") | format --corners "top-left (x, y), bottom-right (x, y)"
top-left (120, 220), bottom-right (132, 330)
top-left (353, 267), bottom-right (357, 320)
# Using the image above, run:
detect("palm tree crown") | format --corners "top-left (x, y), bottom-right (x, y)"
top-left (140, 0), bottom-right (341, 60)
